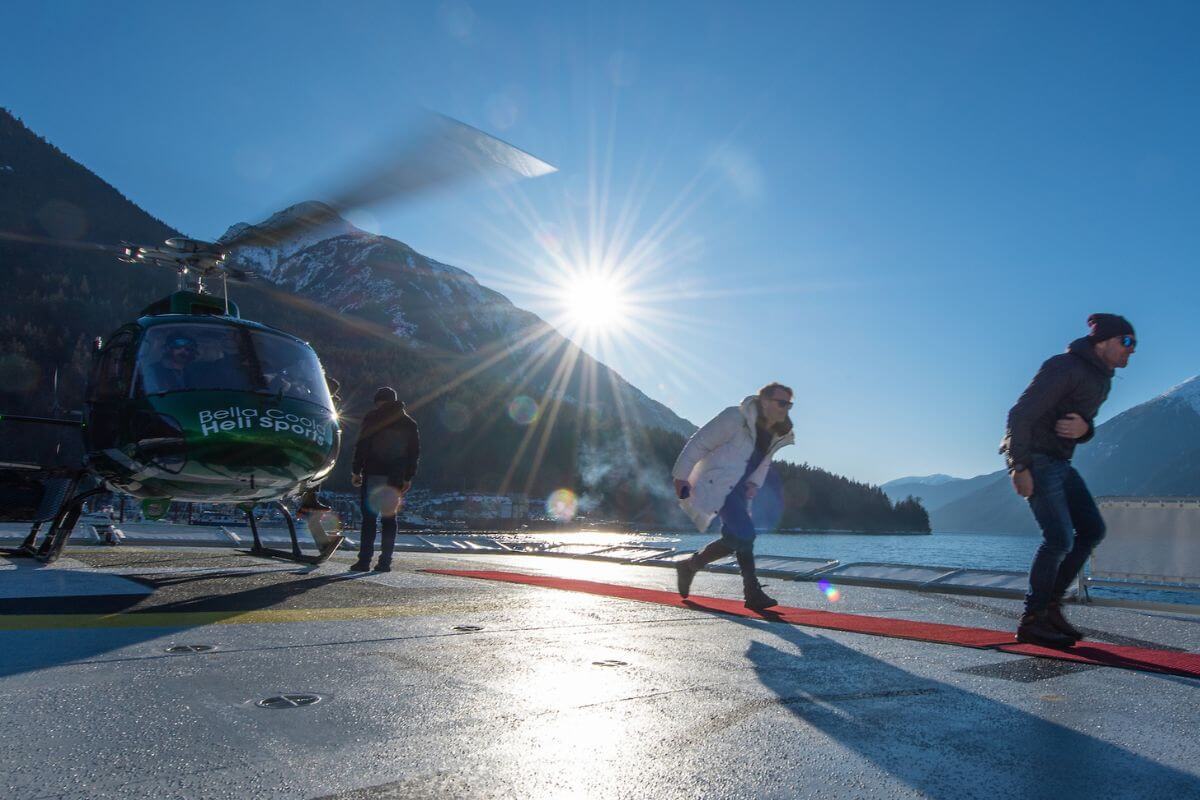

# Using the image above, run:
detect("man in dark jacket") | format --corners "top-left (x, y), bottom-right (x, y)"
top-left (1000, 313), bottom-right (1136, 647)
top-left (349, 387), bottom-right (421, 573)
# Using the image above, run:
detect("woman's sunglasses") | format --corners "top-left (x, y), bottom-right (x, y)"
top-left (1121, 335), bottom-right (1136, 349)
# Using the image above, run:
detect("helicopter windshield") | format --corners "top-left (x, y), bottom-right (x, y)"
top-left (136, 323), bottom-right (333, 409)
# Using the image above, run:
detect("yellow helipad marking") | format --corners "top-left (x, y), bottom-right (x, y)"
top-left (0, 603), bottom-right (478, 631)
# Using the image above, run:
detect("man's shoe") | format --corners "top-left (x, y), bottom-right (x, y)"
top-left (348, 560), bottom-right (371, 573)
top-left (744, 583), bottom-right (778, 611)
top-left (676, 559), bottom-right (697, 598)
top-left (1045, 602), bottom-right (1084, 641)
top-left (1016, 612), bottom-right (1076, 648)
top-left (373, 562), bottom-right (392, 573)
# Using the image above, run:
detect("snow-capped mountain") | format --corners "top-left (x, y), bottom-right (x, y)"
top-left (223, 202), bottom-right (695, 437)
top-left (932, 375), bottom-right (1200, 533)
top-left (1072, 375), bottom-right (1200, 496)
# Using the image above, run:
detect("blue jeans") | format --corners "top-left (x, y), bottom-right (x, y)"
top-left (718, 484), bottom-right (757, 557)
top-left (1024, 455), bottom-right (1106, 613)
top-left (358, 475), bottom-right (401, 565)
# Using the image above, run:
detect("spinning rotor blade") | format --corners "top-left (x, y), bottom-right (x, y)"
top-left (222, 113), bottom-right (557, 250)
top-left (0, 230), bottom-right (124, 254)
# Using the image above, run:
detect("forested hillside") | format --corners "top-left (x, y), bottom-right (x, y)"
top-left (0, 107), bottom-right (928, 531)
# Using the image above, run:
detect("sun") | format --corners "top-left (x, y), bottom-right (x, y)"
top-left (561, 272), bottom-right (629, 332)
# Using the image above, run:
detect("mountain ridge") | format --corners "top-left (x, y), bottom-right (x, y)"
top-left (0, 106), bottom-right (931, 531)
top-left (905, 373), bottom-right (1200, 533)
top-left (221, 201), bottom-right (696, 437)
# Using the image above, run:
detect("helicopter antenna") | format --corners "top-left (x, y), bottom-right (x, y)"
top-left (50, 368), bottom-right (62, 419)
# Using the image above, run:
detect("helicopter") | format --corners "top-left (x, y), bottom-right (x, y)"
top-left (0, 114), bottom-right (556, 564)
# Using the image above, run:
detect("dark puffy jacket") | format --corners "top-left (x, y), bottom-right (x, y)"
top-left (1000, 337), bottom-right (1113, 470)
top-left (352, 401), bottom-right (420, 483)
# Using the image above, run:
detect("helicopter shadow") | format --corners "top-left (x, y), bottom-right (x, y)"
top-left (0, 564), bottom-right (369, 679)
top-left (715, 614), bottom-right (1198, 798)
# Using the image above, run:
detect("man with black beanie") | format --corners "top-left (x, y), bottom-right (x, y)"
top-left (349, 387), bottom-right (421, 573)
top-left (1000, 313), bottom-right (1136, 647)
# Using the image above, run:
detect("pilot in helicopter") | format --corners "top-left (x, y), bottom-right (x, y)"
top-left (145, 335), bottom-right (199, 393)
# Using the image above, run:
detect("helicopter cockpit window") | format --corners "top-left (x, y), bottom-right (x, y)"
top-left (88, 329), bottom-right (138, 402)
top-left (135, 324), bottom-right (332, 410)
top-left (249, 330), bottom-right (333, 410)
top-left (137, 325), bottom-right (245, 395)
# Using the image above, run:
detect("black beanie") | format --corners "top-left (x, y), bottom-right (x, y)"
top-left (1086, 313), bottom-right (1134, 343)
top-left (373, 386), bottom-right (398, 403)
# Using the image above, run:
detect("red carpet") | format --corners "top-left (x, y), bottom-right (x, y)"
top-left (426, 568), bottom-right (1200, 680)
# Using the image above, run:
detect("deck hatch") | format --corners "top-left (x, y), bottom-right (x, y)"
top-left (165, 644), bottom-right (216, 653)
top-left (256, 693), bottom-right (322, 709)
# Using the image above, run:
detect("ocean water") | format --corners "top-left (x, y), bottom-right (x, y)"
top-left (517, 528), bottom-right (1200, 607)
top-left (520, 529), bottom-right (1043, 572)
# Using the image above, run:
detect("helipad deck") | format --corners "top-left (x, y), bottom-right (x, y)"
top-left (2, 546), bottom-right (1198, 799)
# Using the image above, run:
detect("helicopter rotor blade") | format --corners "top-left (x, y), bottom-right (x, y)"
top-left (221, 113), bottom-right (557, 250)
top-left (0, 231), bottom-right (125, 254)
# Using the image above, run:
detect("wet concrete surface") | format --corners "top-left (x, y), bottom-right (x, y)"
top-left (2, 547), bottom-right (1198, 799)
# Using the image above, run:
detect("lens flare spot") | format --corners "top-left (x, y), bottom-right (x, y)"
top-left (367, 485), bottom-right (402, 516)
top-left (816, 579), bottom-right (841, 603)
top-left (507, 395), bottom-right (539, 425)
top-left (546, 489), bottom-right (578, 522)
top-left (440, 400), bottom-right (471, 433)
top-left (536, 226), bottom-right (564, 255)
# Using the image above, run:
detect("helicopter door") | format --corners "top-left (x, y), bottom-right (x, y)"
top-left (85, 327), bottom-right (140, 450)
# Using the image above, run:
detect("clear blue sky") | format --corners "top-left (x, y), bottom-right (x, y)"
top-left (3, 1), bottom-right (1198, 485)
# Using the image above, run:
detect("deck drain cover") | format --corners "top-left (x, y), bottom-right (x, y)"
top-left (256, 693), bottom-right (322, 709)
top-left (593, 660), bottom-right (628, 667)
top-left (165, 644), bottom-right (216, 654)
top-left (453, 625), bottom-right (483, 632)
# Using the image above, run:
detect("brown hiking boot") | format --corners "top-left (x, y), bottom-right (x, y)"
top-left (1045, 602), bottom-right (1084, 641)
top-left (1016, 611), bottom-right (1076, 648)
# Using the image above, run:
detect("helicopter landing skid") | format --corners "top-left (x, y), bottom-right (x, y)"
top-left (241, 501), bottom-right (339, 565)
top-left (1, 479), bottom-right (107, 564)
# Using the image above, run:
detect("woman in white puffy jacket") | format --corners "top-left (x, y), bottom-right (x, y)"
top-left (672, 383), bottom-right (795, 610)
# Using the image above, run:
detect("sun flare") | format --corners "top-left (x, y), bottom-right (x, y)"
top-left (561, 272), bottom-right (629, 332)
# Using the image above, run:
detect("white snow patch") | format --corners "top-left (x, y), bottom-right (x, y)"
top-left (1153, 375), bottom-right (1200, 416)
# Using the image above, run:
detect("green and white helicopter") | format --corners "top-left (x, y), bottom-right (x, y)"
top-left (0, 115), bottom-right (555, 563)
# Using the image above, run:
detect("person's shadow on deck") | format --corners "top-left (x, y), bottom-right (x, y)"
top-left (723, 614), bottom-right (1197, 799)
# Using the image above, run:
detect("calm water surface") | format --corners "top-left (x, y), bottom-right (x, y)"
top-left (520, 530), bottom-right (1042, 573)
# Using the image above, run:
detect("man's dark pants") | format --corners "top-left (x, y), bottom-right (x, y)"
top-left (357, 475), bottom-right (400, 566)
top-left (1024, 454), bottom-right (1107, 614)
top-left (691, 483), bottom-right (761, 585)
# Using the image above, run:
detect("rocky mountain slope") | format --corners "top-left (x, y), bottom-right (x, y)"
top-left (222, 201), bottom-right (694, 438)
top-left (910, 376), bottom-right (1200, 533)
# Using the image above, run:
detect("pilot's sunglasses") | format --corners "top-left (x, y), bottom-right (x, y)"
top-left (1121, 335), bottom-right (1137, 349)
top-left (770, 398), bottom-right (794, 409)
top-left (168, 339), bottom-right (197, 350)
